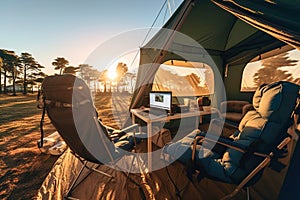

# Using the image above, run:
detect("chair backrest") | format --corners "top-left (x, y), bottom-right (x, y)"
top-left (41, 74), bottom-right (118, 164)
top-left (222, 81), bottom-right (300, 183)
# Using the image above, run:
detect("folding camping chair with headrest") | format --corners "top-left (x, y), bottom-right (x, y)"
top-left (38, 74), bottom-right (143, 199)
top-left (164, 81), bottom-right (300, 199)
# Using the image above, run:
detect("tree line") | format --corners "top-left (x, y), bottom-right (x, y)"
top-left (0, 49), bottom-right (45, 95)
top-left (242, 51), bottom-right (300, 91)
top-left (253, 52), bottom-right (300, 86)
top-left (51, 59), bottom-right (136, 93)
top-left (5, 48), bottom-right (298, 96)
top-left (0, 49), bottom-right (136, 95)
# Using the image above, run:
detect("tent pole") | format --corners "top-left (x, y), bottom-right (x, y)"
top-left (131, 0), bottom-right (194, 110)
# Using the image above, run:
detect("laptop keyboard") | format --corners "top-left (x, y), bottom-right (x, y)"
top-left (148, 109), bottom-right (167, 117)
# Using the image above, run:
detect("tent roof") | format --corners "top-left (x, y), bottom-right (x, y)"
top-left (142, 0), bottom-right (295, 66)
top-left (213, 0), bottom-right (300, 50)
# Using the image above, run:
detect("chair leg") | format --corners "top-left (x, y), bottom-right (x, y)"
top-left (65, 160), bottom-right (114, 199)
top-left (92, 167), bottom-right (114, 178)
top-left (65, 161), bottom-right (87, 199)
top-left (246, 187), bottom-right (250, 200)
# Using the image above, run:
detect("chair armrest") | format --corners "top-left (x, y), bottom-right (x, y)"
top-left (220, 101), bottom-right (250, 114)
top-left (193, 132), bottom-right (291, 161)
top-left (277, 137), bottom-right (291, 150)
top-left (242, 104), bottom-right (254, 116)
top-left (194, 132), bottom-right (248, 154)
top-left (192, 132), bottom-right (248, 162)
top-left (120, 124), bottom-right (139, 133)
top-left (220, 101), bottom-right (227, 113)
top-left (111, 124), bottom-right (140, 138)
top-left (104, 125), bottom-right (116, 133)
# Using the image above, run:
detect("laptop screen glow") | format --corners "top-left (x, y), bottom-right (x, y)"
top-left (149, 91), bottom-right (172, 111)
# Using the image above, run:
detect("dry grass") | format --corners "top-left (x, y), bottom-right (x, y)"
top-left (0, 93), bottom-right (57, 200)
top-left (0, 92), bottom-right (132, 200)
top-left (94, 92), bottom-right (132, 129)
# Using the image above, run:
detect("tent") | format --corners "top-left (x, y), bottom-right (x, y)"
top-left (39, 0), bottom-right (300, 199)
top-left (130, 0), bottom-right (300, 110)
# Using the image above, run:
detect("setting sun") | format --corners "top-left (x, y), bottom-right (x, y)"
top-left (106, 68), bottom-right (117, 80)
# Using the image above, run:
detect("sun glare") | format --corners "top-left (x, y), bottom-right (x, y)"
top-left (106, 68), bottom-right (117, 80)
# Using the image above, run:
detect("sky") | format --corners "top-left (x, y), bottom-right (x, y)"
top-left (0, 0), bottom-right (182, 75)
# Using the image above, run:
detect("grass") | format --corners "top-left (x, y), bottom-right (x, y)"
top-left (0, 93), bottom-right (57, 200)
top-left (0, 92), bottom-right (132, 200)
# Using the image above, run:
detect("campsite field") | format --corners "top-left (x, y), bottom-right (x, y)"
top-left (0, 93), bottom-right (58, 199)
top-left (0, 92), bottom-right (292, 200)
top-left (0, 93), bottom-right (130, 200)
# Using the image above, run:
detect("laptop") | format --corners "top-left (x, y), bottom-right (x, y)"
top-left (145, 91), bottom-right (172, 117)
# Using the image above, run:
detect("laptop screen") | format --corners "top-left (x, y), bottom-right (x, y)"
top-left (149, 91), bottom-right (172, 111)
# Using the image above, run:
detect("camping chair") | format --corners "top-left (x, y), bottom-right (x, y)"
top-left (164, 81), bottom-right (300, 199)
top-left (38, 74), bottom-right (144, 199)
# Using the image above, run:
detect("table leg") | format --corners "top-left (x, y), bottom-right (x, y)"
top-left (131, 113), bottom-right (135, 124)
top-left (147, 122), bottom-right (152, 171)
top-left (199, 115), bottom-right (203, 124)
top-left (196, 115), bottom-right (200, 128)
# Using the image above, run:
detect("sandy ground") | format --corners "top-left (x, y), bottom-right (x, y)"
top-left (0, 92), bottom-right (130, 200)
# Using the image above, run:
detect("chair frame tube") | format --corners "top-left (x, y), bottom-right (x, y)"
top-left (192, 135), bottom-right (291, 200)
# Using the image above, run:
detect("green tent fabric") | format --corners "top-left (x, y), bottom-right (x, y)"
top-left (130, 0), bottom-right (288, 110)
top-left (212, 0), bottom-right (300, 50)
